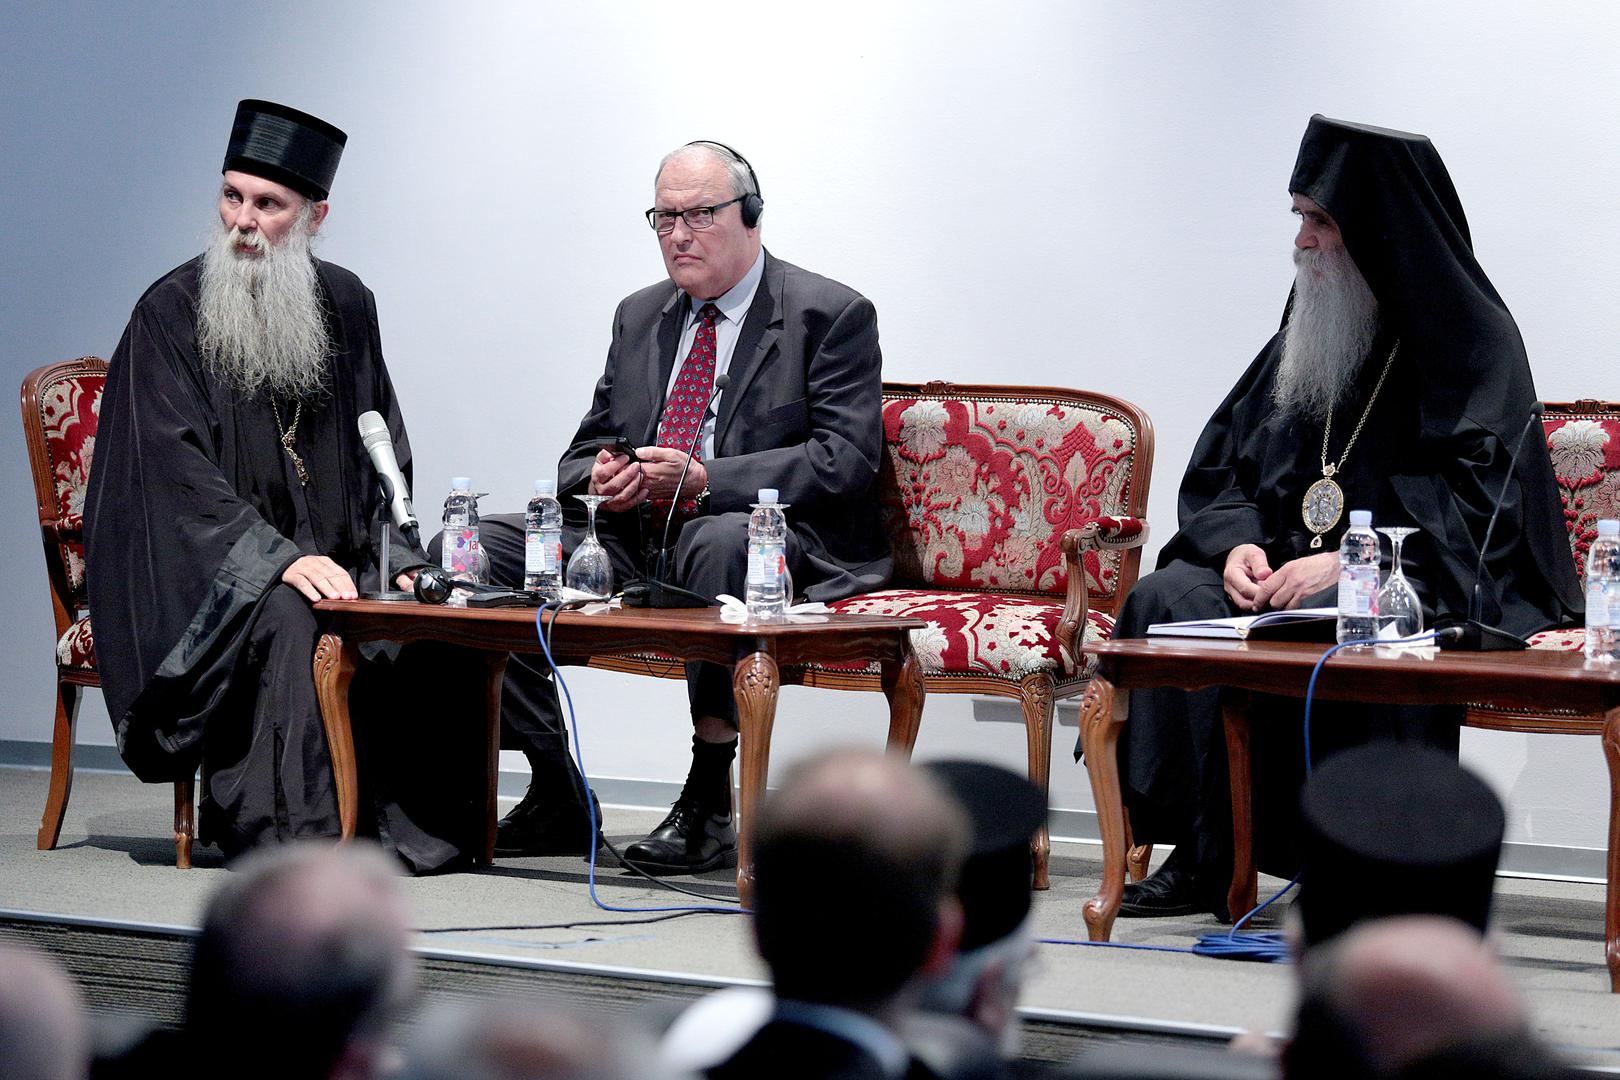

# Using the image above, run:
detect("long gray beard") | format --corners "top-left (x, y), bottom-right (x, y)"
top-left (197, 209), bottom-right (331, 399)
top-left (1273, 245), bottom-right (1380, 423)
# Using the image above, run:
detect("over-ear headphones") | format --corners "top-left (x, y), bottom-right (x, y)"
top-left (685, 140), bottom-right (764, 229)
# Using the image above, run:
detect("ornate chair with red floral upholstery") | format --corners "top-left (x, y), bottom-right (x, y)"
top-left (793, 381), bottom-right (1154, 888)
top-left (591, 380), bottom-right (1153, 888)
top-left (22, 357), bottom-right (197, 867)
top-left (1461, 399), bottom-right (1620, 764)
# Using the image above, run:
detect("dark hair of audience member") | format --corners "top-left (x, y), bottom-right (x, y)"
top-left (749, 749), bottom-right (970, 1010)
top-left (185, 842), bottom-right (414, 1078)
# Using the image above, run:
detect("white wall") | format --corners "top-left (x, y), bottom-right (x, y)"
top-left (3, 1), bottom-right (1616, 850)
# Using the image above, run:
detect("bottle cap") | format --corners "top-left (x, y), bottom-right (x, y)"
top-left (1348, 510), bottom-right (1372, 527)
top-left (451, 476), bottom-right (472, 489)
top-left (535, 479), bottom-right (557, 496)
top-left (758, 488), bottom-right (779, 504)
top-left (1599, 519), bottom-right (1620, 538)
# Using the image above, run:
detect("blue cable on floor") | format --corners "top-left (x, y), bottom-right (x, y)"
top-left (532, 603), bottom-right (748, 917)
top-left (1046, 628), bottom-right (1445, 964)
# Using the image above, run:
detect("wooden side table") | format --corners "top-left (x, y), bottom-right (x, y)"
top-left (311, 600), bottom-right (926, 903)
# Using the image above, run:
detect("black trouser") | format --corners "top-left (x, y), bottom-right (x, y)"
top-left (201, 584), bottom-right (487, 873)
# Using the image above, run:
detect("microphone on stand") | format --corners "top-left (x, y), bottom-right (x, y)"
top-left (623, 373), bottom-right (730, 608)
top-left (357, 411), bottom-right (421, 551)
top-left (1437, 402), bottom-right (1545, 651)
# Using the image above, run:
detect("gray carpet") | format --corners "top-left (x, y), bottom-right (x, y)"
top-left (4, 765), bottom-right (1619, 1066)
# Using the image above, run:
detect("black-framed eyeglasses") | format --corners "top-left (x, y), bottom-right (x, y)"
top-left (645, 196), bottom-right (745, 233)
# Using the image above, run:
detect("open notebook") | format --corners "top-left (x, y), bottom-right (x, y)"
top-left (1146, 606), bottom-right (1338, 642)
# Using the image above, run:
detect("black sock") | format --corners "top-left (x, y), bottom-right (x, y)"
top-left (680, 735), bottom-right (737, 812)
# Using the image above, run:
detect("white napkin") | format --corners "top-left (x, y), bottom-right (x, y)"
top-left (716, 594), bottom-right (831, 623)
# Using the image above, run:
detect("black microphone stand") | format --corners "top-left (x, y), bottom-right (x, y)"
top-left (365, 474), bottom-right (418, 602)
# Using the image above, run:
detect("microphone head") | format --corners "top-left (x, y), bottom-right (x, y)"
top-left (713, 373), bottom-right (731, 391)
top-left (357, 410), bottom-right (390, 450)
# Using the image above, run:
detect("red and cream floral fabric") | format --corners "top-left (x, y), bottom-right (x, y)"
top-left (57, 617), bottom-right (95, 670)
top-left (822, 589), bottom-right (1116, 681)
top-left (878, 395), bottom-right (1143, 603)
top-left (1545, 412), bottom-right (1620, 584)
top-left (37, 371), bottom-right (103, 596)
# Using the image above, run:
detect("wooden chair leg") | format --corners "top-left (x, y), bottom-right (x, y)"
top-left (36, 678), bottom-right (82, 850)
top-left (174, 778), bottom-right (195, 869)
top-left (1019, 673), bottom-right (1057, 890)
top-left (1126, 816), bottom-right (1153, 883)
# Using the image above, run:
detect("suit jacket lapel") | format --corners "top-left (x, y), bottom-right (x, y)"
top-left (645, 289), bottom-right (687, 442)
top-left (715, 252), bottom-right (784, 450)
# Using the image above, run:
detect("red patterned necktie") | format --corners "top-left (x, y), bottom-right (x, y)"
top-left (655, 302), bottom-right (721, 518)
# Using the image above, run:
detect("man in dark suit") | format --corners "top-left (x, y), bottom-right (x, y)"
top-left (482, 141), bottom-right (890, 873)
top-left (708, 748), bottom-right (969, 1080)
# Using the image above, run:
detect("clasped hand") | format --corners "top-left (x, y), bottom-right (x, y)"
top-left (1223, 544), bottom-right (1339, 612)
top-left (589, 446), bottom-right (706, 512)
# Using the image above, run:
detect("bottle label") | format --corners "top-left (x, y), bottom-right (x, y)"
top-left (1337, 565), bottom-right (1379, 616)
top-left (446, 528), bottom-right (478, 575)
top-left (748, 548), bottom-right (785, 586)
top-left (525, 535), bottom-right (544, 574)
top-left (1591, 580), bottom-right (1613, 630)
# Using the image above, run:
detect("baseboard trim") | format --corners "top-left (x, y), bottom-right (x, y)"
top-left (5, 739), bottom-right (1605, 882)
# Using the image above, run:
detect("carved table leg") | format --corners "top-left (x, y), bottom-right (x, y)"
top-left (1020, 673), bottom-right (1056, 890)
top-left (880, 642), bottom-right (926, 756)
top-left (480, 652), bottom-right (509, 864)
top-left (1604, 703), bottom-right (1620, 993)
top-left (1080, 676), bottom-right (1129, 941)
top-left (733, 650), bottom-right (780, 907)
top-left (314, 632), bottom-right (360, 841)
top-left (1224, 691), bottom-right (1257, 923)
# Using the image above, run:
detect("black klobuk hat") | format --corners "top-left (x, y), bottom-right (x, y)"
top-left (223, 99), bottom-right (347, 201)
top-left (924, 760), bottom-right (1048, 951)
top-left (1298, 742), bottom-right (1504, 949)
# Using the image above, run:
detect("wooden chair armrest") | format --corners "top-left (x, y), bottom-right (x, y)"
top-left (1056, 517), bottom-right (1150, 674)
top-left (43, 514), bottom-right (83, 544)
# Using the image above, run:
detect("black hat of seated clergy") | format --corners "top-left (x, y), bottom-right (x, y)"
top-left (223, 99), bottom-right (348, 201)
top-left (924, 760), bottom-right (1048, 951)
top-left (1298, 742), bottom-right (1505, 949)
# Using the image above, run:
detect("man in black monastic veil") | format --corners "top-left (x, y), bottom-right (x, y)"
top-left (1094, 116), bottom-right (1581, 919)
top-left (86, 101), bottom-right (483, 872)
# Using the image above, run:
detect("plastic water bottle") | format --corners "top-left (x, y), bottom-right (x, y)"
top-left (746, 488), bottom-right (789, 620)
top-left (441, 477), bottom-right (483, 583)
top-left (1336, 509), bottom-right (1381, 643)
top-left (1585, 519), bottom-right (1620, 661)
top-left (524, 479), bottom-right (563, 597)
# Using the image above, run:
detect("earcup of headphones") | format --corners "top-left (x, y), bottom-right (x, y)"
top-left (414, 566), bottom-right (453, 605)
top-left (741, 193), bottom-right (764, 228)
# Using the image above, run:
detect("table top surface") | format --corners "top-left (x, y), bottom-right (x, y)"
top-left (314, 598), bottom-right (926, 637)
top-left (1091, 635), bottom-right (1620, 686)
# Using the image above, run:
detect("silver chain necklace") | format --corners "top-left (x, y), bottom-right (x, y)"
top-left (1301, 342), bottom-right (1399, 548)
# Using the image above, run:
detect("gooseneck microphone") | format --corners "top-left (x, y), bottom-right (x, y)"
top-left (356, 411), bottom-right (421, 551)
top-left (623, 372), bottom-right (730, 608)
top-left (1438, 402), bottom-right (1545, 651)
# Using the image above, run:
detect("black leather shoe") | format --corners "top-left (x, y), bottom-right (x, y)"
top-left (621, 800), bottom-right (737, 875)
top-left (1118, 856), bottom-right (1230, 921)
top-left (494, 790), bottom-right (603, 857)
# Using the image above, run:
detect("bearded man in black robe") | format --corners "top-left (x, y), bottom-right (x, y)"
top-left (1101, 116), bottom-right (1581, 919)
top-left (86, 100), bottom-right (480, 871)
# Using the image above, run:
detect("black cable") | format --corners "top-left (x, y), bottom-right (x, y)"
top-left (416, 911), bottom-right (728, 934)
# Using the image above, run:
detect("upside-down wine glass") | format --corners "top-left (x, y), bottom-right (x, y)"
top-left (567, 494), bottom-right (614, 598)
top-left (1376, 526), bottom-right (1422, 637)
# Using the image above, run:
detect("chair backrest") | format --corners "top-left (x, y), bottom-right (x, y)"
top-left (877, 380), bottom-right (1154, 616)
top-left (1543, 399), bottom-right (1620, 587)
top-left (21, 357), bottom-right (107, 637)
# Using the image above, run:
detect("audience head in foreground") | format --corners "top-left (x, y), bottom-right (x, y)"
top-left (0, 943), bottom-right (89, 1080)
top-left (708, 748), bottom-right (969, 1079)
top-left (1285, 915), bottom-right (1574, 1080)
top-left (402, 1000), bottom-right (684, 1080)
top-left (1297, 742), bottom-right (1505, 950)
top-left (914, 760), bottom-right (1047, 1050)
top-left (186, 842), bottom-right (415, 1080)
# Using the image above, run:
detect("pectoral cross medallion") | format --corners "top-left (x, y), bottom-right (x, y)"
top-left (1303, 470), bottom-right (1344, 549)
